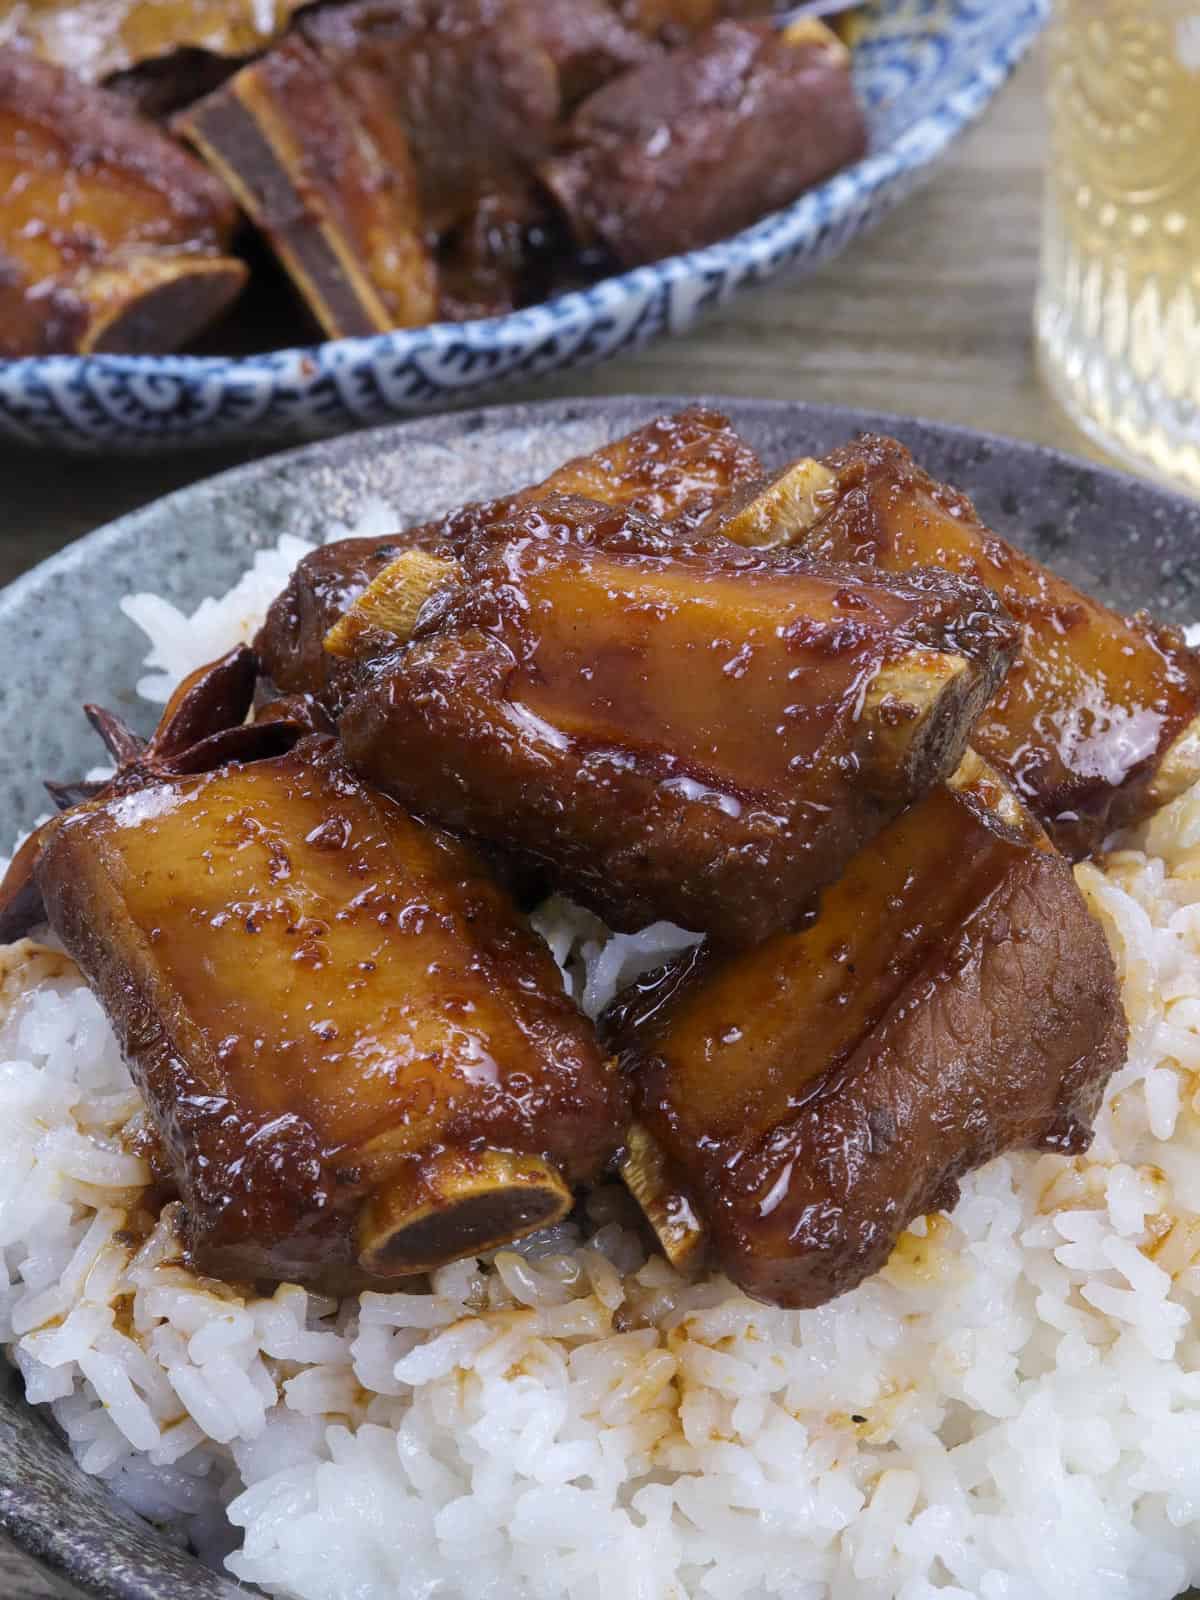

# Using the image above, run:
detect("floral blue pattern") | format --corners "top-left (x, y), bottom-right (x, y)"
top-left (0, 0), bottom-right (1047, 449)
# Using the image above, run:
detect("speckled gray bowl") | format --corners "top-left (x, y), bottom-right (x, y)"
top-left (1, 397), bottom-right (1200, 1599)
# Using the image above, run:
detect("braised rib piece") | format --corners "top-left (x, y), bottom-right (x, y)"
top-left (18, 672), bottom-right (624, 1293)
top-left (0, 646), bottom-right (325, 944)
top-left (607, 754), bottom-right (1128, 1308)
top-left (0, 0), bottom-right (304, 85)
top-left (338, 496), bottom-right (1016, 941)
top-left (523, 405), bottom-right (764, 533)
top-left (299, 0), bottom-right (561, 237)
top-left (527, 0), bottom-right (659, 105)
top-left (711, 434), bottom-right (1200, 852)
top-left (0, 48), bottom-right (245, 356)
top-left (255, 407), bottom-right (764, 710)
top-left (177, 0), bottom-right (568, 337)
top-left (176, 36), bottom-right (437, 339)
top-left (542, 19), bottom-right (866, 267)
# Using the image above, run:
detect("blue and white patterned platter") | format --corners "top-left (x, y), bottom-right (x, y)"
top-left (0, 0), bottom-right (1047, 450)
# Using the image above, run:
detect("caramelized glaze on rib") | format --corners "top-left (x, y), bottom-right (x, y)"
top-left (0, 47), bottom-right (244, 355)
top-left (787, 435), bottom-right (1200, 852)
top-left (340, 496), bottom-right (1016, 940)
top-left (37, 736), bottom-right (625, 1293)
top-left (607, 766), bottom-right (1127, 1307)
top-left (300, 0), bottom-right (560, 236)
top-left (176, 35), bottom-right (437, 339)
top-left (255, 407), bottom-right (764, 709)
top-left (543, 19), bottom-right (866, 266)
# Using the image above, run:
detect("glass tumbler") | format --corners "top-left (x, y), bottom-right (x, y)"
top-left (1036, 0), bottom-right (1200, 492)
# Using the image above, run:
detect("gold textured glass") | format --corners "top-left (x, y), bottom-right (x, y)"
top-left (1036, 0), bottom-right (1200, 492)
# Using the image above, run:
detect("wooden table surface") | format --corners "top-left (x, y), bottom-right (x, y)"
top-left (0, 42), bottom-right (1118, 1600)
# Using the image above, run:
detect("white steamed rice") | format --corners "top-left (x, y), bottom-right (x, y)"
top-left (1, 542), bottom-right (1200, 1599)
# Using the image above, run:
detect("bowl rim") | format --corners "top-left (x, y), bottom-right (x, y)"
top-left (0, 0), bottom-right (1048, 391)
top-left (5, 388), bottom-right (1198, 636)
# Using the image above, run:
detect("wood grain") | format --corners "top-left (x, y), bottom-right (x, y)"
top-left (0, 43), bottom-right (1113, 1600)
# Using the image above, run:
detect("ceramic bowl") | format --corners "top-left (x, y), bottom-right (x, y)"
top-left (0, 0), bottom-right (1047, 450)
top-left (3, 397), bottom-right (1199, 1598)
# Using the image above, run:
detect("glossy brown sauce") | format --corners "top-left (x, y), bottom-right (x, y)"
top-left (498, 536), bottom-right (983, 795)
top-left (545, 18), bottom-right (866, 268)
top-left (177, 31), bottom-right (438, 340)
top-left (255, 407), bottom-right (764, 708)
top-left (0, 47), bottom-right (242, 355)
top-left (801, 435), bottom-right (1200, 850)
top-left (607, 776), bottom-right (1127, 1306)
top-left (4, 412), bottom-right (1169, 1313)
top-left (340, 493), bottom-right (1016, 940)
top-left (37, 737), bottom-right (624, 1291)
